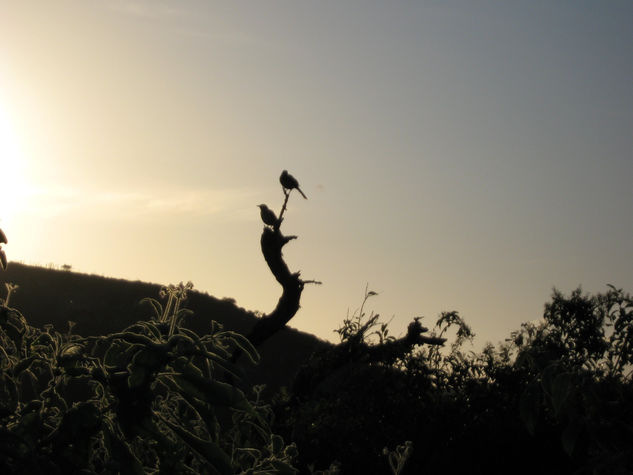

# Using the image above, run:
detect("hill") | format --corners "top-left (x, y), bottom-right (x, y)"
top-left (0, 262), bottom-right (331, 390)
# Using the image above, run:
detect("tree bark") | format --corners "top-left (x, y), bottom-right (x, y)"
top-left (235, 227), bottom-right (306, 360)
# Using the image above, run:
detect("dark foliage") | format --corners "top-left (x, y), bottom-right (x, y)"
top-left (274, 286), bottom-right (633, 474)
top-left (0, 296), bottom-right (299, 474)
top-left (3, 274), bottom-right (631, 473)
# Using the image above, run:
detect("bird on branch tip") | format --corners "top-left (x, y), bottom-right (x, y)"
top-left (280, 170), bottom-right (307, 199)
top-left (258, 204), bottom-right (279, 227)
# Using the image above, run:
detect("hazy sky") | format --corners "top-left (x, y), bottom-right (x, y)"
top-left (1, 1), bottom-right (632, 347)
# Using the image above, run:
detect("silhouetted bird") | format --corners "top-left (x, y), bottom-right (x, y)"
top-left (280, 170), bottom-right (307, 199)
top-left (258, 204), bottom-right (279, 227)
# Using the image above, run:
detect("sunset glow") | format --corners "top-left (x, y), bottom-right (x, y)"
top-left (0, 1), bottom-right (631, 347)
top-left (0, 98), bottom-right (30, 227)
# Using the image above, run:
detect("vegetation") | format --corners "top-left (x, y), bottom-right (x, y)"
top-left (1, 170), bottom-right (632, 474)
top-left (0, 262), bottom-right (328, 392)
top-left (0, 286), bottom-right (300, 473)
top-left (273, 285), bottom-right (633, 474)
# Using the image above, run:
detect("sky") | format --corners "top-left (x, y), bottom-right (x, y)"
top-left (1, 1), bottom-right (632, 348)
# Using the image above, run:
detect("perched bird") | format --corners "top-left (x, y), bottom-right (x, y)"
top-left (258, 204), bottom-right (279, 227)
top-left (279, 170), bottom-right (307, 199)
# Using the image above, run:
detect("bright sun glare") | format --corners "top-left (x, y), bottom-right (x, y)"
top-left (0, 99), bottom-right (29, 227)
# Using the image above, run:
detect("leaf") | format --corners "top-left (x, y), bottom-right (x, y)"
top-left (1, 318), bottom-right (24, 345)
top-left (42, 386), bottom-right (68, 413)
top-left (234, 447), bottom-right (261, 467)
top-left (140, 297), bottom-right (164, 320)
top-left (176, 373), bottom-right (251, 411)
top-left (179, 326), bottom-right (201, 341)
top-left (178, 345), bottom-right (244, 380)
top-left (132, 347), bottom-right (167, 370)
top-left (112, 331), bottom-right (160, 347)
top-left (104, 340), bottom-right (138, 369)
top-left (167, 334), bottom-right (196, 352)
top-left (134, 320), bottom-right (163, 340)
top-left (205, 357), bottom-right (245, 381)
top-left (284, 443), bottom-right (299, 459)
top-left (59, 343), bottom-right (85, 363)
top-left (164, 376), bottom-right (219, 436)
top-left (160, 417), bottom-right (232, 475)
top-left (181, 360), bottom-right (205, 378)
top-left (170, 375), bottom-right (205, 401)
top-left (219, 331), bottom-right (261, 364)
top-left (174, 308), bottom-right (194, 324)
top-left (11, 355), bottom-right (40, 377)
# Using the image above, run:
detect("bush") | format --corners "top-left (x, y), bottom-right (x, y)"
top-left (0, 289), bottom-right (298, 474)
top-left (275, 286), bottom-right (633, 474)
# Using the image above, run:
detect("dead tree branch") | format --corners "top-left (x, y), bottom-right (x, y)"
top-left (233, 172), bottom-right (319, 362)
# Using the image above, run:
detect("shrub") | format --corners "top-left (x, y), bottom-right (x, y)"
top-left (0, 288), bottom-right (298, 474)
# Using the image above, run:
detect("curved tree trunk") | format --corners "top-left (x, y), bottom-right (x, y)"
top-left (246, 227), bottom-right (305, 348)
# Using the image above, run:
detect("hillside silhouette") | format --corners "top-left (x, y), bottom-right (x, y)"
top-left (0, 262), bottom-right (330, 390)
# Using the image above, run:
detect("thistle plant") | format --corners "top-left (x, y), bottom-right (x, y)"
top-left (141, 281), bottom-right (194, 336)
top-left (0, 283), bottom-right (298, 474)
top-left (3, 282), bottom-right (18, 307)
